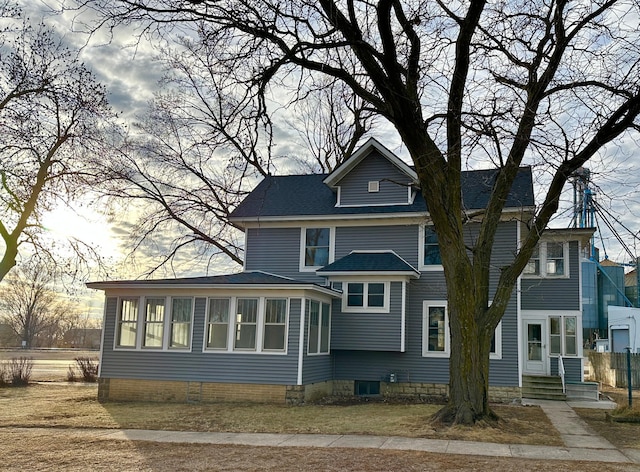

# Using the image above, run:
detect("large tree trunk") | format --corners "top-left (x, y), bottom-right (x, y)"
top-left (435, 301), bottom-right (496, 424)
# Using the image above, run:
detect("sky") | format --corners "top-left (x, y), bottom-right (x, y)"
top-left (7, 1), bottom-right (640, 318)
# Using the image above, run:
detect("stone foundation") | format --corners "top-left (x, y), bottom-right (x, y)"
top-left (98, 377), bottom-right (521, 404)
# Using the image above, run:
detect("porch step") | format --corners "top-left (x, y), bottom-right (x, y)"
top-left (522, 375), bottom-right (566, 401)
top-left (566, 381), bottom-right (600, 401)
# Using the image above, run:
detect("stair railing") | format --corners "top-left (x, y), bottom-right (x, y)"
top-left (558, 356), bottom-right (566, 394)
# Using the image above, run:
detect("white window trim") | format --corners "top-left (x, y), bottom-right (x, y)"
top-left (114, 296), bottom-right (195, 352)
top-left (368, 180), bottom-right (379, 192)
top-left (422, 300), bottom-right (450, 357)
top-left (522, 241), bottom-right (570, 279)
top-left (418, 225), bottom-right (444, 272)
top-left (142, 297), bottom-right (166, 350)
top-left (307, 299), bottom-right (332, 356)
top-left (549, 315), bottom-right (578, 357)
top-left (114, 296), bottom-right (141, 350)
top-left (341, 281), bottom-right (391, 313)
top-left (299, 226), bottom-right (335, 272)
top-left (167, 296), bottom-right (195, 350)
top-left (490, 321), bottom-right (503, 360)
top-left (203, 296), bottom-right (289, 355)
top-left (262, 298), bottom-right (290, 353)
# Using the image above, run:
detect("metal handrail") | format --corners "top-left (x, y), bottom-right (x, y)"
top-left (558, 355), bottom-right (566, 394)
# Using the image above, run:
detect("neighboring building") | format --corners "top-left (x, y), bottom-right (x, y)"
top-left (88, 138), bottom-right (594, 404)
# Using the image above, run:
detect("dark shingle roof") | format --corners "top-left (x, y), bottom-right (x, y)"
top-left (230, 167), bottom-right (534, 220)
top-left (317, 252), bottom-right (419, 276)
top-left (86, 271), bottom-right (335, 291)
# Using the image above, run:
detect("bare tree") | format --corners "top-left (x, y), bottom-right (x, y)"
top-left (97, 32), bottom-right (372, 275)
top-left (0, 262), bottom-right (81, 348)
top-left (92, 1), bottom-right (640, 424)
top-left (0, 5), bottom-right (112, 281)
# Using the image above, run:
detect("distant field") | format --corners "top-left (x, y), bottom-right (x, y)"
top-left (0, 349), bottom-right (99, 381)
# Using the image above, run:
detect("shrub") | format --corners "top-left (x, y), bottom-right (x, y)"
top-left (6, 357), bottom-right (33, 386)
top-left (70, 357), bottom-right (99, 382)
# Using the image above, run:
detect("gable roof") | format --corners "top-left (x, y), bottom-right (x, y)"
top-left (323, 137), bottom-right (418, 188)
top-left (317, 251), bottom-right (420, 278)
top-left (230, 167), bottom-right (534, 222)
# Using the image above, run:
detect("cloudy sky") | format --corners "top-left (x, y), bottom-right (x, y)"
top-left (9, 1), bottom-right (640, 317)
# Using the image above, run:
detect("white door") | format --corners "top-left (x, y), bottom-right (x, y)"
top-left (524, 320), bottom-right (548, 374)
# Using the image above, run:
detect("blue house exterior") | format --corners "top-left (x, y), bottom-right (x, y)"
top-left (88, 138), bottom-right (594, 403)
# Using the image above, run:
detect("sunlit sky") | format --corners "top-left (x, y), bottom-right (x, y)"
top-left (6, 1), bottom-right (640, 319)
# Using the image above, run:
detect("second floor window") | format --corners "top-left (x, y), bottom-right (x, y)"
top-left (303, 227), bottom-right (330, 268)
top-left (421, 225), bottom-right (442, 269)
top-left (523, 241), bottom-right (568, 277)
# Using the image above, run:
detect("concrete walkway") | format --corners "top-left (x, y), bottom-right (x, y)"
top-left (522, 398), bottom-right (634, 463)
top-left (4, 399), bottom-right (638, 464)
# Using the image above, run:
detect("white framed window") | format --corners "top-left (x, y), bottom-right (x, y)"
top-left (422, 301), bottom-right (449, 357)
top-left (550, 315), bottom-right (577, 356)
top-left (234, 298), bottom-right (258, 350)
top-left (523, 241), bottom-right (569, 278)
top-left (342, 281), bottom-right (390, 313)
top-left (307, 299), bottom-right (331, 355)
top-left (204, 296), bottom-right (290, 354)
top-left (169, 297), bottom-right (193, 349)
top-left (206, 298), bottom-right (230, 350)
top-left (368, 180), bottom-right (379, 192)
top-left (116, 298), bottom-right (139, 348)
top-left (418, 225), bottom-right (443, 271)
top-left (263, 298), bottom-right (288, 351)
top-left (300, 227), bottom-right (334, 271)
top-left (143, 297), bottom-right (165, 348)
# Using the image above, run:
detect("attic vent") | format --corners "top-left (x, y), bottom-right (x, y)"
top-left (368, 181), bottom-right (380, 193)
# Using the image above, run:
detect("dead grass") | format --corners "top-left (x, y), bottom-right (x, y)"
top-left (0, 384), bottom-right (563, 446)
top-left (0, 429), bottom-right (636, 472)
top-left (574, 386), bottom-right (640, 450)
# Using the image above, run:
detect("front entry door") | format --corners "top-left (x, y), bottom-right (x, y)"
top-left (524, 320), bottom-right (547, 374)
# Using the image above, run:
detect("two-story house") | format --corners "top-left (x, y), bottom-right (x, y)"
top-left (88, 138), bottom-right (594, 404)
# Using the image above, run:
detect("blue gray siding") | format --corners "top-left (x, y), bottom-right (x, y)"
top-left (332, 221), bottom-right (520, 387)
top-left (551, 356), bottom-right (582, 383)
top-left (101, 297), bottom-right (301, 385)
top-left (245, 227), bottom-right (323, 283)
top-left (521, 241), bottom-right (581, 311)
top-left (331, 282), bottom-right (403, 351)
top-left (337, 152), bottom-right (412, 206)
top-left (335, 225), bottom-right (419, 267)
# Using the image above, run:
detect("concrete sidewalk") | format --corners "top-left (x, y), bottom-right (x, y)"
top-left (4, 398), bottom-right (637, 464)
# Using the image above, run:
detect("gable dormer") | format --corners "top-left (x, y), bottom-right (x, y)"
top-left (323, 138), bottom-right (418, 207)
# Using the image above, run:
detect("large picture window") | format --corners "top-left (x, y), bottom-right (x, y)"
top-left (343, 281), bottom-right (389, 312)
top-left (307, 299), bottom-right (331, 355)
top-left (169, 298), bottom-right (192, 349)
top-left (143, 298), bottom-right (165, 348)
top-left (117, 298), bottom-right (139, 347)
top-left (301, 227), bottom-right (333, 270)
